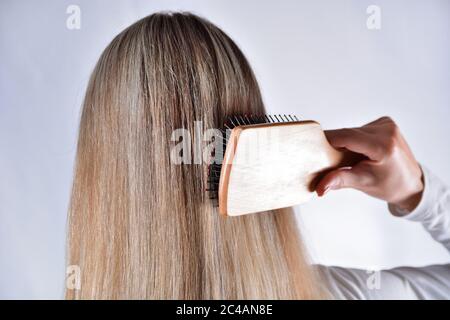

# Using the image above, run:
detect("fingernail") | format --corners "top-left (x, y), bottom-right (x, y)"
top-left (318, 185), bottom-right (330, 197)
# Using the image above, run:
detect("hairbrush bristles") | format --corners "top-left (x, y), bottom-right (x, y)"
top-left (207, 114), bottom-right (301, 203)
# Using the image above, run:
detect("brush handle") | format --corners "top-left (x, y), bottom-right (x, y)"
top-left (220, 121), bottom-right (368, 216)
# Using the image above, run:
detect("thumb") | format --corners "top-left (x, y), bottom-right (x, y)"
top-left (316, 167), bottom-right (361, 196)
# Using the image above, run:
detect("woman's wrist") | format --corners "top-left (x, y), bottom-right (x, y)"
top-left (390, 167), bottom-right (424, 215)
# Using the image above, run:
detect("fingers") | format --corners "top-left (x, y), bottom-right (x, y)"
top-left (316, 166), bottom-right (369, 196)
top-left (364, 116), bottom-right (392, 126)
top-left (317, 117), bottom-right (403, 199)
top-left (325, 128), bottom-right (383, 161)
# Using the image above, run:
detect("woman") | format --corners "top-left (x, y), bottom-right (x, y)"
top-left (66, 12), bottom-right (450, 299)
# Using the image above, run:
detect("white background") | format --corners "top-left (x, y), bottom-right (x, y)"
top-left (1, 0), bottom-right (449, 299)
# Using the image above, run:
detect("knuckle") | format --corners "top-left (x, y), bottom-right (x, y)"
top-left (385, 117), bottom-right (400, 135)
top-left (388, 121), bottom-right (399, 135)
top-left (380, 115), bottom-right (393, 122)
top-left (382, 121), bottom-right (400, 156)
top-left (383, 137), bottom-right (397, 156)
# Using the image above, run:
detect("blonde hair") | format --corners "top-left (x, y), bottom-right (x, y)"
top-left (66, 12), bottom-right (326, 299)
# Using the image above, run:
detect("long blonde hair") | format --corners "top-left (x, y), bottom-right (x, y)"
top-left (66, 12), bottom-right (325, 299)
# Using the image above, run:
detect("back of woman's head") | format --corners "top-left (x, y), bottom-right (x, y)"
top-left (67, 12), bottom-right (325, 299)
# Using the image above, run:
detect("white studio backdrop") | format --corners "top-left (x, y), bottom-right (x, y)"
top-left (0, 0), bottom-right (449, 299)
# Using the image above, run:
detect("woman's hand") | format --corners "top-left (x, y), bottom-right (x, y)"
top-left (316, 117), bottom-right (424, 213)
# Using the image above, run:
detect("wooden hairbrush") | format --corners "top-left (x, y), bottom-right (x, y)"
top-left (207, 115), bottom-right (363, 216)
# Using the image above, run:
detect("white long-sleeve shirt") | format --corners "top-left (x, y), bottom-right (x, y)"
top-left (318, 166), bottom-right (450, 299)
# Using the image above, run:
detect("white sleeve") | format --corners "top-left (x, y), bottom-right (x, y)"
top-left (388, 166), bottom-right (450, 252)
top-left (318, 166), bottom-right (450, 300)
top-left (317, 264), bottom-right (450, 300)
